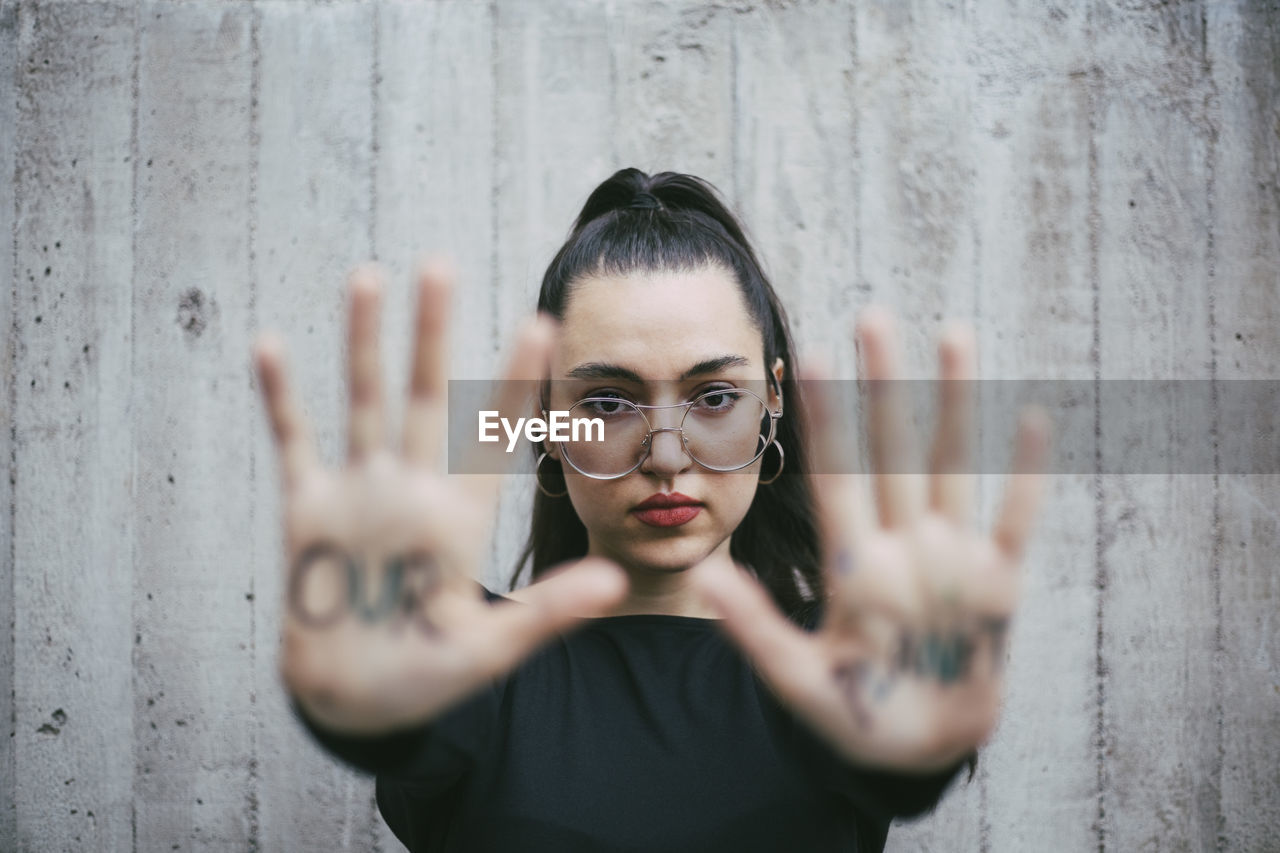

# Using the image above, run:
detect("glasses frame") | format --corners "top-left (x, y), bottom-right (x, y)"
top-left (544, 382), bottom-right (784, 481)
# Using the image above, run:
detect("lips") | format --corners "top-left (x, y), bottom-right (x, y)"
top-left (634, 492), bottom-right (701, 510)
top-left (632, 492), bottom-right (703, 528)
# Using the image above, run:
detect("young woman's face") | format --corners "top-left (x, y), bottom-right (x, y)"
top-left (545, 264), bottom-right (783, 575)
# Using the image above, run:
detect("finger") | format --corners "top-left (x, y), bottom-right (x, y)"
top-left (801, 359), bottom-right (850, 480)
top-left (347, 265), bottom-right (388, 462)
top-left (403, 256), bottom-right (455, 467)
top-left (689, 556), bottom-right (829, 708)
top-left (856, 307), bottom-right (925, 527)
top-left (929, 322), bottom-right (976, 525)
top-left (470, 559), bottom-right (629, 678)
top-left (992, 406), bottom-right (1052, 563)
top-left (800, 362), bottom-right (875, 598)
top-left (254, 333), bottom-right (319, 490)
top-left (458, 314), bottom-right (557, 508)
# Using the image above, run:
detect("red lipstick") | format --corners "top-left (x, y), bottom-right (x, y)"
top-left (632, 492), bottom-right (703, 528)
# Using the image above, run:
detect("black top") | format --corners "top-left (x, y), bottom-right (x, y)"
top-left (300, 586), bottom-right (965, 852)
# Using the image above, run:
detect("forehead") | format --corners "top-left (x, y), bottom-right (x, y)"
top-left (555, 265), bottom-right (762, 376)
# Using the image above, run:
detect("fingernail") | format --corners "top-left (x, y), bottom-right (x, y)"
top-left (254, 333), bottom-right (281, 358)
top-left (690, 557), bottom-right (730, 590)
top-left (418, 253), bottom-right (456, 281)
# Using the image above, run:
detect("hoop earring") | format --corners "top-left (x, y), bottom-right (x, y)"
top-left (759, 440), bottom-right (785, 485)
top-left (535, 452), bottom-right (568, 498)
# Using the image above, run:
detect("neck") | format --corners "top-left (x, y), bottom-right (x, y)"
top-left (587, 541), bottom-right (730, 619)
top-left (606, 573), bottom-right (723, 619)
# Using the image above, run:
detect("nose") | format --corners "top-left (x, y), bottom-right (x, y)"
top-left (639, 427), bottom-right (693, 477)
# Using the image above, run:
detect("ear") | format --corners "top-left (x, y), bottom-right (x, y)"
top-left (530, 397), bottom-right (561, 460)
top-left (769, 357), bottom-right (785, 410)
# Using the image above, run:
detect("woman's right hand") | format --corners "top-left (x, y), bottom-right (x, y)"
top-left (253, 260), bottom-right (628, 735)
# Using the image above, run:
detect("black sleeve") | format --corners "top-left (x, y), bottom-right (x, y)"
top-left (291, 677), bottom-right (503, 851)
top-left (292, 677), bottom-right (500, 783)
top-left (780, 702), bottom-right (967, 824)
top-left (825, 752), bottom-right (968, 822)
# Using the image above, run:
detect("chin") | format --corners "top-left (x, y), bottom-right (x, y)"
top-left (613, 534), bottom-right (723, 575)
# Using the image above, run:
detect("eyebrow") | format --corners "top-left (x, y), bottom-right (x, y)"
top-left (566, 354), bottom-right (751, 382)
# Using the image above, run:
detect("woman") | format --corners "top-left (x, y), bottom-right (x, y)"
top-left (254, 168), bottom-right (1049, 852)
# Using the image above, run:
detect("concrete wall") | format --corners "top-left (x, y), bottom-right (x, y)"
top-left (2, 1), bottom-right (1276, 850)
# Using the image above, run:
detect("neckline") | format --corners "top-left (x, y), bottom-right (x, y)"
top-left (486, 587), bottom-right (724, 625)
top-left (582, 612), bottom-right (725, 626)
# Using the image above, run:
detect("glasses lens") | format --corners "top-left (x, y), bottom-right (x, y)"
top-left (561, 390), bottom-right (776, 477)
top-left (563, 398), bottom-right (649, 477)
top-left (683, 390), bottom-right (772, 471)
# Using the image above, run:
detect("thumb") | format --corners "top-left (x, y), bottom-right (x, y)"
top-left (689, 556), bottom-right (825, 704)
top-left (479, 558), bottom-right (628, 676)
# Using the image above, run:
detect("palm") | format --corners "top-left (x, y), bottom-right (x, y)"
top-left (280, 453), bottom-right (491, 637)
top-left (692, 308), bottom-right (1049, 771)
top-left (255, 261), bottom-right (626, 734)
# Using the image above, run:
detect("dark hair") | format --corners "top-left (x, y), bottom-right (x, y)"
top-left (510, 168), bottom-right (823, 627)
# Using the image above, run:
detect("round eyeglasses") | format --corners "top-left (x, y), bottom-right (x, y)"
top-left (548, 386), bottom-right (783, 479)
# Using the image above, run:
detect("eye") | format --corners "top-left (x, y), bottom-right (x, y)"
top-left (693, 387), bottom-right (741, 413)
top-left (578, 390), bottom-right (634, 417)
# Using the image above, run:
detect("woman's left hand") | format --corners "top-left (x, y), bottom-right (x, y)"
top-left (690, 307), bottom-right (1050, 773)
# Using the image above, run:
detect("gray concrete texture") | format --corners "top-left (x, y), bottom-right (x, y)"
top-left (1, 0), bottom-right (1277, 850)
